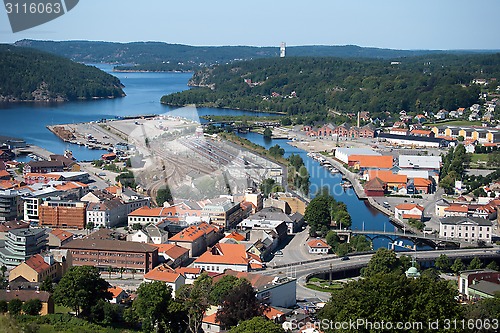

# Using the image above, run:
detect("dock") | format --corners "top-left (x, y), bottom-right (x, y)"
top-left (14, 145), bottom-right (54, 161)
top-left (322, 155), bottom-right (367, 199)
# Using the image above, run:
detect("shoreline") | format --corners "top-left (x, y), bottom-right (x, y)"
top-left (287, 140), bottom-right (422, 233)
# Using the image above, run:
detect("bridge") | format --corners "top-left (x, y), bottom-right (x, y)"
top-left (337, 229), bottom-right (472, 249)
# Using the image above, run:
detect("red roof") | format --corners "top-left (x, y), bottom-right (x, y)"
top-left (169, 222), bottom-right (216, 243)
top-left (144, 264), bottom-right (182, 283)
top-left (0, 170), bottom-right (10, 178)
top-left (402, 214), bottom-right (423, 219)
top-left (108, 286), bottom-right (125, 298)
top-left (50, 229), bottom-right (74, 242)
top-left (349, 155), bottom-right (393, 169)
top-left (24, 254), bottom-right (50, 274)
top-left (195, 243), bottom-right (255, 266)
top-left (202, 312), bottom-right (220, 325)
top-left (224, 231), bottom-right (245, 241)
top-left (151, 243), bottom-right (189, 259)
top-left (264, 306), bottom-right (285, 320)
top-left (395, 204), bottom-right (424, 211)
top-left (445, 204), bottom-right (469, 213)
top-left (307, 239), bottom-right (330, 248)
top-left (413, 178), bottom-right (432, 187)
top-left (368, 170), bottom-right (407, 184)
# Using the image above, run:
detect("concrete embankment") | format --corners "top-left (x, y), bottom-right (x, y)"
top-left (14, 145), bottom-right (54, 160)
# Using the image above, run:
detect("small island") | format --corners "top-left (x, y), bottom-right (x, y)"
top-left (0, 44), bottom-right (125, 102)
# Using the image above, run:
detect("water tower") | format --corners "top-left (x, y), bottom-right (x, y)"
top-left (280, 42), bottom-right (286, 58)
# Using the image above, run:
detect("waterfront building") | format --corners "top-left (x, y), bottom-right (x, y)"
top-left (439, 216), bottom-right (492, 243)
top-left (394, 203), bottom-right (424, 221)
top-left (334, 148), bottom-right (380, 165)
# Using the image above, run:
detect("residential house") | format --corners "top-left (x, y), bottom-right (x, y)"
top-left (389, 128), bottom-right (409, 136)
top-left (48, 229), bottom-right (74, 248)
top-left (8, 253), bottom-right (60, 284)
top-left (0, 290), bottom-right (54, 315)
top-left (435, 199), bottom-right (450, 217)
top-left (23, 160), bottom-right (64, 175)
top-left (128, 224), bottom-right (168, 244)
top-left (395, 204), bottom-right (424, 221)
top-left (152, 243), bottom-right (189, 267)
top-left (439, 216), bottom-right (492, 243)
top-left (431, 125), bottom-right (500, 144)
top-left (108, 286), bottom-right (128, 304)
top-left (0, 228), bottom-right (48, 268)
top-left (143, 264), bottom-right (186, 297)
top-left (307, 239), bottom-right (330, 254)
top-left (194, 243), bottom-right (263, 273)
top-left (202, 311), bottom-right (224, 333)
top-left (168, 222), bottom-right (221, 257)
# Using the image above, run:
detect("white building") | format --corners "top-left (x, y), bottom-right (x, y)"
top-left (143, 264), bottom-right (186, 298)
top-left (334, 148), bottom-right (380, 164)
top-left (127, 224), bottom-right (168, 244)
top-left (398, 155), bottom-right (442, 171)
top-left (86, 198), bottom-right (127, 228)
top-left (307, 239), bottom-right (330, 254)
top-left (194, 243), bottom-right (262, 273)
top-left (439, 216), bottom-right (492, 243)
top-left (394, 203), bottom-right (424, 221)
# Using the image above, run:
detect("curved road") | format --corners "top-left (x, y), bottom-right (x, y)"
top-left (262, 248), bottom-right (500, 301)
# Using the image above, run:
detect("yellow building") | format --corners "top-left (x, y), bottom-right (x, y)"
top-left (9, 254), bottom-right (60, 283)
top-left (0, 290), bottom-right (54, 315)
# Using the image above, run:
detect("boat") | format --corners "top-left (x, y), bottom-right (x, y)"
top-left (341, 181), bottom-right (352, 189)
top-left (330, 167), bottom-right (340, 174)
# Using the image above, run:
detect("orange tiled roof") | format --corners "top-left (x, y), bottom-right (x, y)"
top-left (144, 264), bottom-right (182, 283)
top-left (105, 186), bottom-right (120, 194)
top-left (413, 178), bottom-right (432, 187)
top-left (349, 155), bottom-right (393, 169)
top-left (169, 222), bottom-right (216, 242)
top-left (50, 229), bottom-right (73, 242)
top-left (225, 231), bottom-right (245, 241)
top-left (368, 170), bottom-right (407, 184)
top-left (151, 243), bottom-right (188, 259)
top-left (0, 170), bottom-right (10, 178)
top-left (402, 214), bottom-right (423, 219)
top-left (176, 267), bottom-right (202, 275)
top-left (264, 307), bottom-right (285, 320)
top-left (128, 206), bottom-right (170, 217)
top-left (445, 204), bottom-right (469, 213)
top-left (54, 182), bottom-right (88, 191)
top-left (410, 129), bottom-right (432, 136)
top-left (202, 312), bottom-right (219, 325)
top-left (195, 243), bottom-right (253, 266)
top-left (24, 254), bottom-right (50, 274)
top-left (395, 203), bottom-right (424, 211)
top-left (307, 239), bottom-right (330, 248)
top-left (108, 286), bottom-right (125, 298)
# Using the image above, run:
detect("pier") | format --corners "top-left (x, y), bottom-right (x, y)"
top-left (14, 145), bottom-right (54, 161)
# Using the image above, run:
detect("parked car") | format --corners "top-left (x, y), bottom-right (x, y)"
top-left (341, 256), bottom-right (350, 261)
top-left (275, 250), bottom-right (284, 257)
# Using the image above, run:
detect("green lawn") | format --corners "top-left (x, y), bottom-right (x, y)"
top-left (424, 120), bottom-right (482, 127)
top-left (470, 154), bottom-right (488, 164)
top-left (54, 304), bottom-right (72, 314)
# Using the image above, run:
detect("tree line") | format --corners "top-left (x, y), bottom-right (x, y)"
top-left (161, 54), bottom-right (500, 124)
top-left (0, 44), bottom-right (125, 101)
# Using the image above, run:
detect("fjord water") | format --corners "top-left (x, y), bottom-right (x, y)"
top-left (0, 64), bottom-right (396, 247)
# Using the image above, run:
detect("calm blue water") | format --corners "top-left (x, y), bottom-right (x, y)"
top-left (0, 65), bottom-right (413, 249)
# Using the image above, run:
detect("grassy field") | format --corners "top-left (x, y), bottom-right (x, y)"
top-left (424, 120), bottom-right (482, 127)
top-left (470, 153), bottom-right (489, 167)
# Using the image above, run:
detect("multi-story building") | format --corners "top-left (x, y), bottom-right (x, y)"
top-left (239, 207), bottom-right (302, 235)
top-left (23, 160), bottom-right (65, 174)
top-left (439, 216), bottom-right (492, 243)
top-left (0, 220), bottom-right (29, 240)
top-left (431, 125), bottom-right (500, 144)
top-left (194, 243), bottom-right (262, 273)
top-left (86, 198), bottom-right (127, 228)
top-left (0, 189), bottom-right (22, 221)
top-left (0, 228), bottom-right (48, 268)
top-left (458, 270), bottom-right (500, 300)
top-left (201, 197), bottom-right (246, 229)
top-left (62, 237), bottom-right (158, 273)
top-left (168, 222), bottom-right (220, 257)
top-left (128, 206), bottom-right (173, 227)
top-left (39, 200), bottom-right (87, 229)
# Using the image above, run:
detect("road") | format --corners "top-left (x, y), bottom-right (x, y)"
top-left (262, 247), bottom-right (500, 301)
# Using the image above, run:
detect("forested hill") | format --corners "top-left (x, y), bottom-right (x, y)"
top-left (13, 39), bottom-right (491, 72)
top-left (161, 54), bottom-right (500, 123)
top-left (0, 44), bottom-right (125, 102)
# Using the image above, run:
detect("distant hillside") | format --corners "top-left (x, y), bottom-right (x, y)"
top-left (15, 39), bottom-right (496, 72)
top-left (0, 44), bottom-right (125, 102)
top-left (161, 54), bottom-right (500, 123)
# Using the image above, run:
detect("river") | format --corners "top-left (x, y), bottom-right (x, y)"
top-left (0, 65), bottom-right (406, 249)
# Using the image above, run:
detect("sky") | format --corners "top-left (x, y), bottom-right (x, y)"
top-left (1, 0), bottom-right (500, 50)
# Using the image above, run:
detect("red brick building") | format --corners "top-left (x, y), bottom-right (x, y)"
top-left (62, 237), bottom-right (158, 273)
top-left (39, 200), bottom-right (87, 229)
